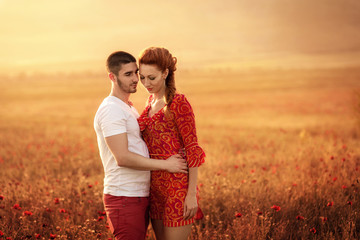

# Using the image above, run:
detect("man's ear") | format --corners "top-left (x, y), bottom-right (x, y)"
top-left (108, 72), bottom-right (116, 82)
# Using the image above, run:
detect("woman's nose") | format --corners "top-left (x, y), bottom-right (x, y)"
top-left (143, 79), bottom-right (150, 87)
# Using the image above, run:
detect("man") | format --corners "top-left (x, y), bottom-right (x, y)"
top-left (94, 51), bottom-right (188, 240)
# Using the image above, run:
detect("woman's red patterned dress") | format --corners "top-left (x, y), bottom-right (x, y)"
top-left (137, 93), bottom-right (205, 227)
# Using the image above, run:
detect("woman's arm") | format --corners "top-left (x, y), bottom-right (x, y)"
top-left (171, 94), bottom-right (205, 220)
top-left (183, 167), bottom-right (198, 220)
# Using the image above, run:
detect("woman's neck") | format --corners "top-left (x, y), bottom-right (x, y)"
top-left (152, 88), bottom-right (166, 102)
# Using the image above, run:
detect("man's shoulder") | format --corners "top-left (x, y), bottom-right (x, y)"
top-left (95, 97), bottom-right (128, 120)
top-left (99, 97), bottom-right (127, 111)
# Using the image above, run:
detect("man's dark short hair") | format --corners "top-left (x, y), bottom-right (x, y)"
top-left (106, 51), bottom-right (136, 75)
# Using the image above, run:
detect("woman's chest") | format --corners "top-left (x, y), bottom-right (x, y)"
top-left (143, 118), bottom-right (180, 143)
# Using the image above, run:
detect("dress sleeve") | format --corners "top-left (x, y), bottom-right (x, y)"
top-left (171, 94), bottom-right (205, 167)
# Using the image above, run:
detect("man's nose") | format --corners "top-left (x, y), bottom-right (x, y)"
top-left (133, 74), bottom-right (139, 82)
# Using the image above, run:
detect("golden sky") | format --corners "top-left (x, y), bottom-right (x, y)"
top-left (0, 0), bottom-right (360, 74)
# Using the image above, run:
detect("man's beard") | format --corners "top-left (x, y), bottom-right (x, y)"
top-left (116, 76), bottom-right (137, 93)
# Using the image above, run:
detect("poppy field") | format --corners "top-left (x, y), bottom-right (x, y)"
top-left (1, 67), bottom-right (360, 239)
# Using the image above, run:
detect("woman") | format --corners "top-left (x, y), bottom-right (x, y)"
top-left (137, 47), bottom-right (205, 240)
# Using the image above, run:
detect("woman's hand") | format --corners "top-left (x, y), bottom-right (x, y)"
top-left (183, 192), bottom-right (198, 220)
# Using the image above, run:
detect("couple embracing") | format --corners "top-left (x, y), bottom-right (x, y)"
top-left (94, 48), bottom-right (205, 240)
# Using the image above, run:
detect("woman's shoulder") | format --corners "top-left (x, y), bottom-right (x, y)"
top-left (171, 93), bottom-right (188, 105)
top-left (170, 93), bottom-right (193, 113)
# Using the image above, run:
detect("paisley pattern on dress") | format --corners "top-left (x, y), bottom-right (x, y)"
top-left (137, 93), bottom-right (205, 227)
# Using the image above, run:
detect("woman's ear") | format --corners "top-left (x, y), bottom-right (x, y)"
top-left (163, 69), bottom-right (169, 79)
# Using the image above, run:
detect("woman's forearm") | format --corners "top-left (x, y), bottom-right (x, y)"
top-left (187, 167), bottom-right (198, 195)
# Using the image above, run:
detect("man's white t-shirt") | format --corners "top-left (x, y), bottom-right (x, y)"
top-left (94, 96), bottom-right (150, 197)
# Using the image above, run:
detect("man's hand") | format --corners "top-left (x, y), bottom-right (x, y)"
top-left (164, 154), bottom-right (188, 173)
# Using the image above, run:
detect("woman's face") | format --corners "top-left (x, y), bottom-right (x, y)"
top-left (139, 64), bottom-right (168, 94)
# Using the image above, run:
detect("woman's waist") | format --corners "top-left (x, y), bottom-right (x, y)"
top-left (149, 149), bottom-right (186, 160)
top-left (151, 171), bottom-right (188, 184)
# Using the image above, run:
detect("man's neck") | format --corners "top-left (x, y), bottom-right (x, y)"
top-left (110, 88), bottom-right (131, 105)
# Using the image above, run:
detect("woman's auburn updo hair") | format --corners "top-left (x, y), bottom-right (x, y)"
top-left (139, 47), bottom-right (177, 115)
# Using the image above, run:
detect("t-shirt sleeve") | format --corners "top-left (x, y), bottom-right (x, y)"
top-left (98, 103), bottom-right (127, 137)
top-left (171, 94), bottom-right (205, 167)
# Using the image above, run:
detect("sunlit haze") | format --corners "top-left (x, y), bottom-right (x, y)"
top-left (0, 0), bottom-right (360, 74)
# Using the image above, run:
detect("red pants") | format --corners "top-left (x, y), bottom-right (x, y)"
top-left (103, 194), bottom-right (149, 240)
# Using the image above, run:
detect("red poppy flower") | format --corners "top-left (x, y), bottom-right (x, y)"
top-left (342, 185), bottom-right (347, 189)
top-left (310, 227), bottom-right (316, 234)
top-left (12, 204), bottom-right (21, 210)
top-left (271, 205), bottom-right (281, 212)
top-left (88, 184), bottom-right (93, 188)
top-left (327, 202), bottom-right (333, 207)
top-left (50, 234), bottom-right (57, 239)
top-left (234, 165), bottom-right (239, 169)
top-left (235, 212), bottom-right (242, 218)
top-left (35, 234), bottom-right (41, 239)
top-left (23, 211), bottom-right (33, 216)
top-left (54, 198), bottom-right (60, 204)
top-left (46, 208), bottom-right (52, 212)
top-left (0, 196), bottom-right (4, 200)
top-left (97, 216), bottom-right (104, 221)
top-left (347, 201), bottom-right (352, 205)
top-left (256, 211), bottom-right (263, 215)
top-left (0, 230), bottom-right (4, 236)
top-left (59, 209), bottom-right (66, 213)
top-left (98, 211), bottom-right (106, 216)
top-left (296, 215), bottom-right (304, 220)
top-left (332, 177), bottom-right (337, 182)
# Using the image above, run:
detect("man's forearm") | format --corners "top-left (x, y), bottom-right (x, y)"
top-left (104, 133), bottom-right (186, 173)
top-left (114, 150), bottom-right (165, 171)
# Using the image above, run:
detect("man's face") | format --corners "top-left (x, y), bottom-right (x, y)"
top-left (114, 62), bottom-right (139, 94)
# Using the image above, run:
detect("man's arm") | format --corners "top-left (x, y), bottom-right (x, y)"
top-left (105, 133), bottom-right (188, 173)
